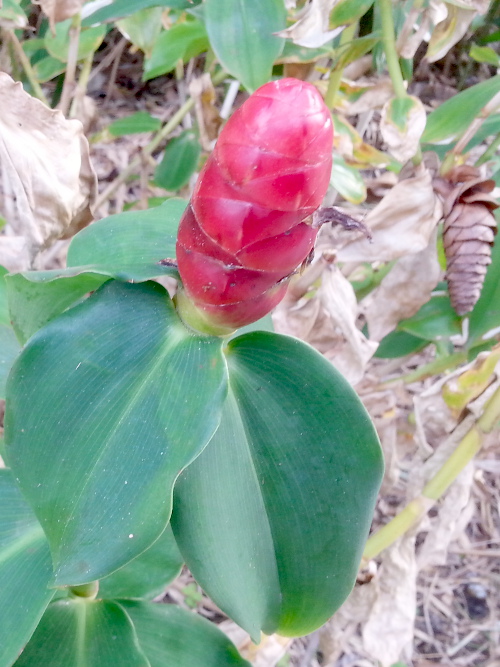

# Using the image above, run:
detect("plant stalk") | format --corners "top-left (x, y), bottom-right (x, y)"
top-left (325, 23), bottom-right (357, 109)
top-left (69, 49), bottom-right (95, 118)
top-left (378, 0), bottom-right (407, 99)
top-left (4, 29), bottom-right (49, 105)
top-left (363, 382), bottom-right (500, 560)
top-left (476, 131), bottom-right (500, 167)
top-left (94, 68), bottom-right (228, 210)
top-left (58, 13), bottom-right (82, 116)
top-left (381, 350), bottom-right (468, 386)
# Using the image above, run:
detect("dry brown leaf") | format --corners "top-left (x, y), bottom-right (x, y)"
top-left (323, 165), bottom-right (443, 263)
top-left (426, 1), bottom-right (488, 62)
top-left (0, 72), bottom-right (96, 264)
top-left (0, 235), bottom-right (31, 273)
top-left (380, 95), bottom-right (427, 163)
top-left (342, 79), bottom-right (394, 115)
top-left (35, 0), bottom-right (83, 31)
top-left (274, 262), bottom-right (378, 384)
top-left (189, 74), bottom-right (223, 150)
top-left (275, 0), bottom-right (343, 48)
top-left (361, 535), bottom-right (417, 666)
top-left (362, 229), bottom-right (441, 341)
top-left (218, 621), bottom-right (291, 667)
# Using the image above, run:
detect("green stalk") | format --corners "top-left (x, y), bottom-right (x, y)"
top-left (58, 13), bottom-right (82, 116)
top-left (378, 0), bottom-right (407, 99)
top-left (95, 68), bottom-right (228, 209)
top-left (325, 23), bottom-right (357, 109)
top-left (475, 132), bottom-right (500, 167)
top-left (363, 383), bottom-right (500, 560)
top-left (69, 49), bottom-right (95, 118)
top-left (69, 581), bottom-right (99, 599)
top-left (4, 29), bottom-right (49, 106)
top-left (381, 350), bottom-right (468, 386)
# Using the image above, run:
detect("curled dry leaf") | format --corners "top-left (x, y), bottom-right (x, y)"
top-left (380, 95), bottom-right (427, 163)
top-left (342, 78), bottom-right (394, 115)
top-left (274, 260), bottom-right (378, 384)
top-left (35, 0), bottom-right (83, 31)
top-left (426, 0), bottom-right (489, 63)
top-left (362, 229), bottom-right (441, 341)
top-left (320, 165), bottom-right (443, 264)
top-left (0, 72), bottom-right (96, 265)
top-left (275, 0), bottom-right (343, 48)
top-left (189, 73), bottom-right (223, 150)
top-left (434, 165), bottom-right (498, 316)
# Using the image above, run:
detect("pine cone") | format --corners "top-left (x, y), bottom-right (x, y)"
top-left (434, 166), bottom-right (498, 316)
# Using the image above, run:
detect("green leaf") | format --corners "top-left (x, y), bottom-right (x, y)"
top-left (0, 0), bottom-right (27, 29)
top-left (154, 130), bottom-right (201, 191)
top-left (398, 295), bottom-right (462, 340)
top-left (67, 198), bottom-right (186, 279)
top-left (117, 7), bottom-right (163, 58)
top-left (375, 329), bottom-right (428, 359)
top-left (468, 238), bottom-right (500, 348)
top-left (143, 19), bottom-right (209, 81)
top-left (330, 0), bottom-right (374, 27)
top-left (0, 268), bottom-right (21, 396)
top-left (108, 111), bottom-right (162, 136)
top-left (422, 75), bottom-right (500, 144)
top-left (99, 526), bottom-right (183, 599)
top-left (44, 20), bottom-right (106, 63)
top-left (204, 0), bottom-right (286, 91)
top-left (6, 271), bottom-right (108, 344)
top-left (5, 281), bottom-right (227, 585)
top-left (82, 0), bottom-right (201, 26)
top-left (32, 55), bottom-right (66, 83)
top-left (15, 599), bottom-right (150, 666)
top-left (470, 43), bottom-right (500, 66)
top-left (122, 601), bottom-right (251, 666)
top-left (172, 332), bottom-right (383, 639)
top-left (331, 154), bottom-right (367, 204)
top-left (0, 469), bottom-right (54, 667)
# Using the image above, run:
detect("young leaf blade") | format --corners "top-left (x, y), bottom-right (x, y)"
top-left (204, 0), bottom-right (286, 91)
top-left (172, 331), bottom-right (384, 638)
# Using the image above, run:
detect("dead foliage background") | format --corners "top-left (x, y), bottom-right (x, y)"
top-left (1, 0), bottom-right (500, 666)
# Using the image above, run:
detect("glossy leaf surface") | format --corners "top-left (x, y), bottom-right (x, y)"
top-left (67, 198), bottom-right (185, 279)
top-left (15, 599), bottom-right (149, 667)
top-left (468, 238), bottom-right (500, 348)
top-left (99, 526), bottom-right (183, 600)
top-left (143, 19), bottom-right (209, 80)
top-left (398, 295), bottom-right (462, 340)
top-left (205, 0), bottom-right (286, 91)
top-left (122, 601), bottom-right (251, 666)
top-left (0, 469), bottom-right (54, 667)
top-left (0, 267), bottom-right (21, 396)
top-left (172, 332), bottom-right (383, 639)
top-left (5, 281), bottom-right (227, 585)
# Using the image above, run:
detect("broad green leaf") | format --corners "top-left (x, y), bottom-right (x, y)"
top-left (278, 40), bottom-right (334, 63)
top-left (143, 19), bottom-right (209, 81)
top-left (32, 55), bottom-right (66, 83)
top-left (99, 526), bottom-right (183, 599)
top-left (470, 43), bottom-right (500, 66)
top-left (44, 20), bottom-right (107, 63)
top-left (0, 469), bottom-right (54, 667)
top-left (422, 75), bottom-right (500, 144)
top-left (205, 0), bottom-right (286, 92)
top-left (375, 330), bottom-right (428, 359)
top-left (6, 271), bottom-right (108, 344)
top-left (67, 198), bottom-right (186, 278)
top-left (5, 280), bottom-right (227, 585)
top-left (330, 0), bottom-right (373, 27)
top-left (0, 265), bottom-right (10, 325)
top-left (15, 599), bottom-right (149, 666)
top-left (154, 130), bottom-right (201, 191)
top-left (108, 111), bottom-right (162, 136)
top-left (468, 238), bottom-right (500, 348)
top-left (398, 295), bottom-right (462, 340)
top-left (117, 7), bottom-right (163, 58)
top-left (330, 154), bottom-right (367, 204)
top-left (336, 34), bottom-right (380, 69)
top-left (122, 600), bottom-right (251, 666)
top-left (82, 0), bottom-right (201, 26)
top-left (172, 332), bottom-right (383, 639)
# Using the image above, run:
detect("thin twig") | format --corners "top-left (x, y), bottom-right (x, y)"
top-left (3, 29), bottom-right (49, 105)
top-left (58, 14), bottom-right (82, 115)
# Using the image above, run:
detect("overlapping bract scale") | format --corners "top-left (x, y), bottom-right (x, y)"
top-left (176, 78), bottom-right (333, 331)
